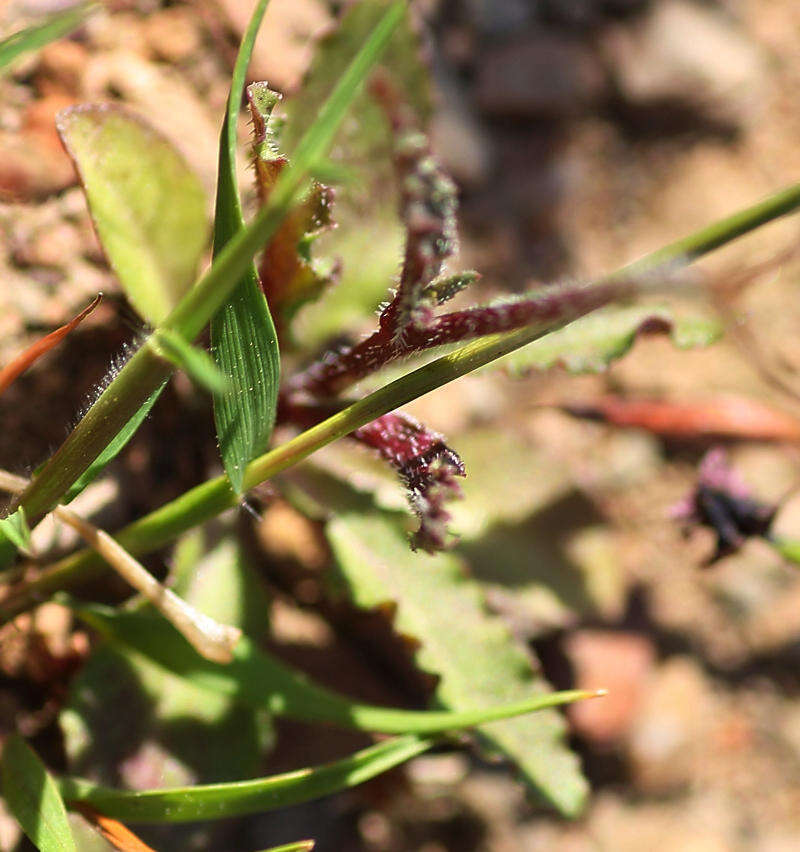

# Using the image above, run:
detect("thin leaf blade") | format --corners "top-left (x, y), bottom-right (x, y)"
top-left (62, 381), bottom-right (167, 503)
top-left (211, 0), bottom-right (280, 493)
top-left (0, 3), bottom-right (93, 72)
top-left (65, 599), bottom-right (597, 735)
top-left (57, 736), bottom-right (433, 823)
top-left (1, 735), bottom-right (77, 851)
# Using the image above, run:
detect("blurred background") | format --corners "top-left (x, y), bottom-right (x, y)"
top-left (3, 0), bottom-right (800, 849)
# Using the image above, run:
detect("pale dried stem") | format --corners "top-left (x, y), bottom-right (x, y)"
top-left (0, 471), bottom-right (240, 663)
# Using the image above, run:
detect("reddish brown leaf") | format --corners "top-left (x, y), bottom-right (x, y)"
top-left (562, 394), bottom-right (800, 442)
top-left (0, 294), bottom-right (101, 395)
top-left (247, 82), bottom-right (336, 324)
top-left (73, 803), bottom-right (157, 852)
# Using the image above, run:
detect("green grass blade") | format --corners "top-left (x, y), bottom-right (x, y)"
top-left (0, 3), bottom-right (93, 72)
top-left (1, 735), bottom-right (77, 851)
top-left (260, 843), bottom-right (314, 852)
top-left (62, 381), bottom-right (167, 504)
top-left (153, 330), bottom-right (230, 394)
top-left (57, 735), bottom-right (433, 823)
top-left (13, 3), bottom-right (403, 524)
top-left (66, 600), bottom-right (598, 734)
top-left (0, 507), bottom-right (31, 554)
top-left (211, 0), bottom-right (280, 493)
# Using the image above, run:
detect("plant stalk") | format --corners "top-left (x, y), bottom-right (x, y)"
top-left (3, 182), bottom-right (800, 621)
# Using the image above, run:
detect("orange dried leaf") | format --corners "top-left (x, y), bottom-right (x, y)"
top-left (563, 394), bottom-right (800, 442)
top-left (73, 803), bottom-right (157, 852)
top-left (247, 82), bottom-right (336, 323)
top-left (0, 294), bottom-right (101, 395)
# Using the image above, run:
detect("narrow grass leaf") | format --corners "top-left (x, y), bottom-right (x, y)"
top-left (57, 105), bottom-right (208, 325)
top-left (0, 3), bottom-right (93, 72)
top-left (0, 507), bottom-right (31, 554)
top-left (58, 736), bottom-right (433, 823)
top-left (65, 599), bottom-right (598, 735)
top-left (1, 735), bottom-right (77, 851)
top-left (259, 842), bottom-right (314, 852)
top-left (211, 0), bottom-right (280, 493)
top-left (153, 329), bottom-right (230, 394)
top-left (61, 381), bottom-right (167, 504)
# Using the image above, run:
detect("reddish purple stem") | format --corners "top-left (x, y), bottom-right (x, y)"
top-left (288, 278), bottom-right (631, 398)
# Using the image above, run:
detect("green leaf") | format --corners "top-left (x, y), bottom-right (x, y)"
top-left (260, 843), bottom-right (314, 852)
top-left (153, 329), bottom-right (230, 394)
top-left (62, 380), bottom-right (167, 503)
top-left (496, 304), bottom-right (722, 377)
top-left (1, 735), bottom-right (77, 851)
top-left (57, 105), bottom-right (208, 325)
top-left (211, 0), bottom-right (281, 494)
top-left (0, 507), bottom-right (31, 554)
top-left (64, 598), bottom-right (596, 735)
top-left (0, 3), bottom-right (93, 72)
top-left (60, 534), bottom-right (273, 790)
top-left (324, 508), bottom-right (589, 816)
top-left (284, 1), bottom-right (432, 346)
top-left (58, 735), bottom-right (433, 823)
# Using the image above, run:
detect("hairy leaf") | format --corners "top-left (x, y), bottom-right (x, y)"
top-left (57, 105), bottom-right (208, 325)
top-left (58, 736), bottom-right (433, 823)
top-left (353, 412), bottom-right (465, 552)
top-left (211, 1), bottom-right (280, 494)
top-left (325, 507), bottom-right (589, 815)
top-left (1, 735), bottom-right (77, 851)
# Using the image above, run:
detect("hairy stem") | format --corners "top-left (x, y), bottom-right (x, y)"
top-left (2, 182), bottom-right (800, 621)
